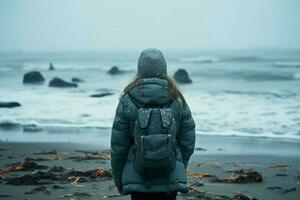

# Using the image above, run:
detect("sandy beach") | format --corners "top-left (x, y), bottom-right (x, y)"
top-left (1, 129), bottom-right (299, 200)
top-left (1, 0), bottom-right (300, 199)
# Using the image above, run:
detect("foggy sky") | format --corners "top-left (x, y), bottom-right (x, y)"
top-left (0, 0), bottom-right (299, 52)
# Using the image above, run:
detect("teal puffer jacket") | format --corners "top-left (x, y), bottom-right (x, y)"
top-left (110, 78), bottom-right (195, 194)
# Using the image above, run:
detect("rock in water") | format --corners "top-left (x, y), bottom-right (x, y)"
top-left (107, 66), bottom-right (122, 75)
top-left (49, 77), bottom-right (78, 88)
top-left (90, 92), bottom-right (114, 98)
top-left (23, 124), bottom-right (43, 132)
top-left (49, 62), bottom-right (55, 71)
top-left (0, 102), bottom-right (21, 108)
top-left (173, 69), bottom-right (192, 84)
top-left (0, 120), bottom-right (21, 129)
top-left (23, 71), bottom-right (45, 84)
top-left (71, 77), bottom-right (84, 83)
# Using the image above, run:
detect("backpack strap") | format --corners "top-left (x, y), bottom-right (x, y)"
top-left (138, 108), bottom-right (152, 129)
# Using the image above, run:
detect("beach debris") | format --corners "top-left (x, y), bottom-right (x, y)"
top-left (210, 170), bottom-right (263, 184)
top-left (49, 62), bottom-right (55, 71)
top-left (189, 181), bottom-right (204, 187)
top-left (58, 192), bottom-right (92, 198)
top-left (275, 173), bottom-right (288, 176)
top-left (183, 187), bottom-right (258, 200)
top-left (268, 164), bottom-right (288, 168)
top-left (184, 187), bottom-right (232, 200)
top-left (267, 186), bottom-right (282, 190)
top-left (196, 163), bottom-right (220, 168)
top-left (0, 160), bottom-right (48, 175)
top-left (173, 69), bottom-right (192, 84)
top-left (5, 170), bottom-right (57, 185)
top-left (267, 186), bottom-right (296, 194)
top-left (186, 172), bottom-right (214, 178)
top-left (52, 184), bottom-right (66, 189)
top-left (19, 160), bottom-right (48, 171)
top-left (49, 77), bottom-right (78, 88)
top-left (70, 155), bottom-right (109, 161)
top-left (23, 71), bottom-right (45, 84)
top-left (69, 150), bottom-right (110, 161)
top-left (67, 168), bottom-right (112, 179)
top-left (0, 194), bottom-right (13, 198)
top-left (282, 187), bottom-right (296, 194)
top-left (103, 194), bottom-right (122, 199)
top-left (90, 92), bottom-right (114, 98)
top-left (3, 166), bottom-right (112, 185)
top-left (25, 186), bottom-right (50, 195)
top-left (107, 66), bottom-right (123, 75)
top-left (233, 192), bottom-right (257, 200)
top-left (195, 147), bottom-right (207, 151)
top-left (49, 166), bottom-right (66, 172)
top-left (24, 156), bottom-right (60, 162)
top-left (71, 77), bottom-right (84, 83)
top-left (75, 149), bottom-right (110, 155)
top-left (68, 176), bottom-right (88, 184)
top-left (0, 102), bottom-right (21, 108)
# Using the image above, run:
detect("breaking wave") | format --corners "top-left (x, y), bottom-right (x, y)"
top-left (228, 71), bottom-right (298, 81)
top-left (274, 61), bottom-right (300, 68)
top-left (224, 56), bottom-right (268, 62)
top-left (180, 56), bottom-right (219, 63)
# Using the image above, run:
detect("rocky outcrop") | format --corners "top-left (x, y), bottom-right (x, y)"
top-left (173, 69), bottom-right (192, 84)
top-left (49, 77), bottom-right (78, 88)
top-left (0, 102), bottom-right (21, 108)
top-left (23, 71), bottom-right (45, 84)
top-left (71, 77), bottom-right (84, 83)
top-left (23, 124), bottom-right (43, 132)
top-left (49, 63), bottom-right (55, 71)
top-left (0, 120), bottom-right (22, 129)
top-left (90, 92), bottom-right (114, 98)
top-left (107, 66), bottom-right (122, 75)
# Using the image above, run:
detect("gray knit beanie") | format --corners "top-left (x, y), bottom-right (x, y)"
top-left (137, 48), bottom-right (167, 78)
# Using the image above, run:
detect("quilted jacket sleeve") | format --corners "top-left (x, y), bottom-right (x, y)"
top-left (177, 101), bottom-right (196, 169)
top-left (110, 97), bottom-right (131, 189)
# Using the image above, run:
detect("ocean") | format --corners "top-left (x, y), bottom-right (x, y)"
top-left (0, 49), bottom-right (300, 142)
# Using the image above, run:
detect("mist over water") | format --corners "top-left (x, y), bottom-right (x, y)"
top-left (1, 0), bottom-right (300, 51)
top-left (0, 1), bottom-right (300, 142)
top-left (1, 49), bottom-right (300, 141)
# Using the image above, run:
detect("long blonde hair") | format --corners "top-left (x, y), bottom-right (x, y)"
top-left (120, 75), bottom-right (186, 105)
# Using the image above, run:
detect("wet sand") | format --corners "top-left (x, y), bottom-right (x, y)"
top-left (0, 131), bottom-right (300, 200)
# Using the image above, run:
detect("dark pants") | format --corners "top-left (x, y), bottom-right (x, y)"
top-left (131, 191), bottom-right (177, 200)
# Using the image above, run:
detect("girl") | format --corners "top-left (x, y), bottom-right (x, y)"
top-left (111, 48), bottom-right (195, 200)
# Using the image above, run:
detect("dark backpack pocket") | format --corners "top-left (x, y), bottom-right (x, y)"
top-left (134, 134), bottom-right (175, 177)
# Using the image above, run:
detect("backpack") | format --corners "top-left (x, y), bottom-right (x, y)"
top-left (132, 101), bottom-right (177, 177)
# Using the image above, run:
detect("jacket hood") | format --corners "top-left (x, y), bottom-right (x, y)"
top-left (128, 78), bottom-right (172, 105)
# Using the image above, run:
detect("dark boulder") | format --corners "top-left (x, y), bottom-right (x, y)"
top-left (49, 77), bottom-right (78, 88)
top-left (90, 92), bottom-right (114, 98)
top-left (23, 124), bottom-right (43, 132)
top-left (0, 120), bottom-right (22, 129)
top-left (23, 71), bottom-right (45, 84)
top-left (71, 77), bottom-right (84, 83)
top-left (49, 62), bottom-right (55, 71)
top-left (173, 69), bottom-right (192, 84)
top-left (0, 102), bottom-right (21, 108)
top-left (107, 66), bottom-right (123, 75)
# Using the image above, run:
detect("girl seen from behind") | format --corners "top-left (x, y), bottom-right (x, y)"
top-left (111, 48), bottom-right (196, 200)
